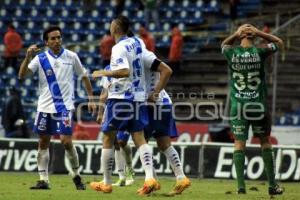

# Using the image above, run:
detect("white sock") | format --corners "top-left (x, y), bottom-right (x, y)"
top-left (163, 146), bottom-right (186, 180)
top-left (139, 144), bottom-right (154, 180)
top-left (101, 149), bottom-right (114, 184)
top-left (65, 146), bottom-right (80, 177)
top-left (37, 149), bottom-right (49, 182)
top-left (115, 150), bottom-right (126, 180)
top-left (153, 166), bottom-right (158, 179)
top-left (121, 144), bottom-right (133, 170)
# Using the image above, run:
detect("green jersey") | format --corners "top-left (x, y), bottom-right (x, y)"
top-left (222, 43), bottom-right (278, 106)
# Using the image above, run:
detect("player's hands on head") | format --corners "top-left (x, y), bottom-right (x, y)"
top-left (26, 44), bottom-right (40, 58)
top-left (92, 70), bottom-right (105, 79)
top-left (237, 24), bottom-right (258, 39)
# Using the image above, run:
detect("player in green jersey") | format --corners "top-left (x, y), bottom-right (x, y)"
top-left (222, 24), bottom-right (284, 195)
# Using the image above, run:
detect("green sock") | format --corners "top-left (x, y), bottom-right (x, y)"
top-left (233, 150), bottom-right (246, 189)
top-left (262, 148), bottom-right (276, 187)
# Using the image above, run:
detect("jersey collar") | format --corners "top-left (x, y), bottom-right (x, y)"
top-left (117, 36), bottom-right (128, 43)
top-left (48, 48), bottom-right (64, 59)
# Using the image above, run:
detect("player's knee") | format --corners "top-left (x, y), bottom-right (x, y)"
top-left (260, 136), bottom-right (271, 148)
top-left (234, 140), bottom-right (246, 150)
top-left (118, 140), bottom-right (127, 148)
top-left (61, 139), bottom-right (73, 150)
top-left (157, 142), bottom-right (170, 152)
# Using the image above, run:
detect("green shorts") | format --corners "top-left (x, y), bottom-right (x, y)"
top-left (230, 105), bottom-right (271, 141)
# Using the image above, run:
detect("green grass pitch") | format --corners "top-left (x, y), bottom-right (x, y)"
top-left (0, 172), bottom-right (298, 200)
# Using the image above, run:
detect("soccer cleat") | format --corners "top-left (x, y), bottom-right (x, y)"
top-left (72, 175), bottom-right (86, 190)
top-left (112, 178), bottom-right (126, 187)
top-left (269, 185), bottom-right (284, 195)
top-left (169, 177), bottom-right (191, 195)
top-left (137, 178), bottom-right (160, 196)
top-left (90, 181), bottom-right (112, 193)
top-left (125, 167), bottom-right (135, 186)
top-left (237, 188), bottom-right (246, 194)
top-left (30, 180), bottom-right (50, 190)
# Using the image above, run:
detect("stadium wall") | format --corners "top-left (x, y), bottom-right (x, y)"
top-left (0, 139), bottom-right (300, 182)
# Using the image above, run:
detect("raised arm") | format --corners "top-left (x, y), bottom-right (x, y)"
top-left (256, 30), bottom-right (284, 50)
top-left (18, 44), bottom-right (40, 79)
top-left (221, 32), bottom-right (240, 48)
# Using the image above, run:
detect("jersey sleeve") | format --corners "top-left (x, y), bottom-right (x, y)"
top-left (143, 49), bottom-right (157, 70)
top-left (110, 46), bottom-right (129, 70)
top-left (221, 45), bottom-right (234, 61)
top-left (73, 53), bottom-right (87, 76)
top-left (258, 42), bottom-right (278, 59)
top-left (100, 76), bottom-right (110, 89)
top-left (27, 55), bottom-right (40, 73)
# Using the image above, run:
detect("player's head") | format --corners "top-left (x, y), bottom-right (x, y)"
top-left (43, 25), bottom-right (62, 53)
top-left (110, 15), bottom-right (130, 37)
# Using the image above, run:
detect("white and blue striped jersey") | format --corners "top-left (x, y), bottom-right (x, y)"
top-left (105, 41), bottom-right (172, 105)
top-left (142, 50), bottom-right (172, 105)
top-left (108, 36), bottom-right (151, 102)
top-left (28, 48), bottom-right (87, 113)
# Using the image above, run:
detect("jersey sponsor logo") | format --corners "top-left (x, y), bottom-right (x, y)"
top-left (46, 69), bottom-right (53, 76)
top-left (63, 62), bottom-right (72, 66)
top-left (116, 58), bottom-right (124, 64)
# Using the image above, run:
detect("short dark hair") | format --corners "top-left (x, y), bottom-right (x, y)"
top-left (114, 15), bottom-right (130, 34)
top-left (43, 26), bottom-right (62, 41)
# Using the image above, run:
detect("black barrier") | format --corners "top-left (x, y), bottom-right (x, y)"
top-left (0, 139), bottom-right (200, 177)
top-left (1, 139), bottom-right (300, 181)
top-left (203, 145), bottom-right (300, 181)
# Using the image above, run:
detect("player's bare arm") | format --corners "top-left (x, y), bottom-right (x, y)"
top-left (96, 88), bottom-right (108, 124)
top-left (18, 44), bottom-right (40, 79)
top-left (148, 62), bottom-right (172, 102)
top-left (92, 68), bottom-right (130, 79)
top-left (81, 75), bottom-right (97, 115)
top-left (254, 28), bottom-right (284, 50)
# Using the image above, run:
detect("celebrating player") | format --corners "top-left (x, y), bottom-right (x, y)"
top-left (18, 26), bottom-right (96, 190)
top-left (89, 16), bottom-right (159, 195)
top-left (221, 24), bottom-right (284, 195)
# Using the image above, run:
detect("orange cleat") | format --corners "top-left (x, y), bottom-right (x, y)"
top-left (169, 177), bottom-right (191, 195)
top-left (90, 181), bottom-right (112, 193)
top-left (137, 178), bottom-right (160, 196)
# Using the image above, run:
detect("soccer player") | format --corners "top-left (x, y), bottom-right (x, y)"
top-left (96, 66), bottom-right (135, 187)
top-left (18, 26), bottom-right (97, 190)
top-left (142, 50), bottom-right (191, 195)
top-left (89, 16), bottom-right (162, 195)
top-left (221, 24), bottom-right (284, 195)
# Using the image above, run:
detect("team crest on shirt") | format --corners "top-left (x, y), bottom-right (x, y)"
top-left (63, 118), bottom-right (71, 127)
top-left (46, 69), bottom-right (53, 76)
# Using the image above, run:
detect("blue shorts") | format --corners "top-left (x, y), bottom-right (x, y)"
top-left (144, 104), bottom-right (178, 139)
top-left (33, 111), bottom-right (73, 135)
top-left (117, 131), bottom-right (130, 142)
top-left (101, 99), bottom-right (149, 133)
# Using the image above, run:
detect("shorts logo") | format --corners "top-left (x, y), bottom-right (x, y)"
top-left (63, 118), bottom-right (71, 127)
top-left (38, 118), bottom-right (47, 131)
